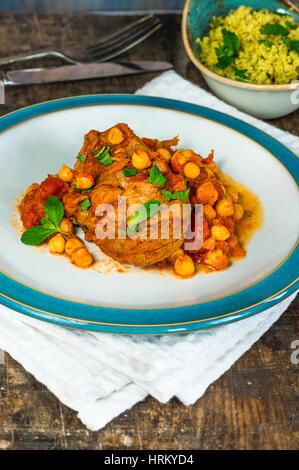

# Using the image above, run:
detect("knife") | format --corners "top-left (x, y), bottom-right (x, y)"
top-left (0, 61), bottom-right (173, 86)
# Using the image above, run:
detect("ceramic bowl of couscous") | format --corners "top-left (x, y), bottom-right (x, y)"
top-left (182, 0), bottom-right (299, 118)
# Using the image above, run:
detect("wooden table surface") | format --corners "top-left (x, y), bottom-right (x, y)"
top-left (0, 12), bottom-right (298, 451)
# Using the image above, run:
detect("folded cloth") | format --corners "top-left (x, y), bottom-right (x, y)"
top-left (0, 71), bottom-right (298, 431)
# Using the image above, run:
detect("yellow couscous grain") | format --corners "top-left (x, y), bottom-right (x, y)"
top-left (197, 6), bottom-right (299, 84)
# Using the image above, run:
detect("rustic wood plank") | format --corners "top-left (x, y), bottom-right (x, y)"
top-left (0, 12), bottom-right (298, 450)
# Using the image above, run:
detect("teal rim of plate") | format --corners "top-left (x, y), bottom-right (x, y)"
top-left (0, 94), bottom-right (298, 334)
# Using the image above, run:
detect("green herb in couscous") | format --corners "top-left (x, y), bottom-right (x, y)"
top-left (197, 5), bottom-right (299, 84)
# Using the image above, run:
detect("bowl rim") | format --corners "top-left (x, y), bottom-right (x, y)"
top-left (182, 0), bottom-right (299, 91)
top-left (0, 93), bottom-right (298, 334)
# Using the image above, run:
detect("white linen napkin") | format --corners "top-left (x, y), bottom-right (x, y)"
top-left (0, 71), bottom-right (298, 431)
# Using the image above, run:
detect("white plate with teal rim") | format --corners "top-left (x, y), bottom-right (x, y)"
top-left (0, 95), bottom-right (298, 334)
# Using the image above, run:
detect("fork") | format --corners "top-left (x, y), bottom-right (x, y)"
top-left (0, 14), bottom-right (162, 67)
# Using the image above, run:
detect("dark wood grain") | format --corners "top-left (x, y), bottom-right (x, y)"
top-left (0, 12), bottom-right (298, 451)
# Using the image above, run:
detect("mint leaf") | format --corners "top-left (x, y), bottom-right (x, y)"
top-left (286, 20), bottom-right (297, 30)
top-left (232, 65), bottom-right (248, 80)
top-left (216, 55), bottom-right (235, 69)
top-left (123, 168), bottom-right (138, 177)
top-left (81, 198), bottom-right (91, 211)
top-left (261, 24), bottom-right (289, 36)
top-left (148, 166), bottom-right (167, 188)
top-left (77, 153), bottom-right (87, 163)
top-left (282, 37), bottom-right (299, 53)
top-left (92, 146), bottom-right (113, 166)
top-left (258, 39), bottom-right (274, 46)
top-left (21, 226), bottom-right (56, 246)
top-left (222, 28), bottom-right (239, 56)
top-left (215, 29), bottom-right (239, 69)
top-left (121, 225), bottom-right (140, 237)
top-left (40, 217), bottom-right (56, 230)
top-left (127, 200), bottom-right (161, 228)
top-left (72, 183), bottom-right (94, 193)
top-left (21, 196), bottom-right (71, 245)
top-left (44, 196), bottom-right (64, 228)
top-left (216, 29), bottom-right (239, 57)
top-left (162, 188), bottom-right (190, 202)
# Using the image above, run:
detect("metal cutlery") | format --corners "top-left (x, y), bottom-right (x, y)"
top-left (0, 61), bottom-right (173, 86)
top-left (0, 14), bottom-right (162, 67)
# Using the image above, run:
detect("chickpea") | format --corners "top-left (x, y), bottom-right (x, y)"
top-left (75, 173), bottom-right (94, 190)
top-left (157, 148), bottom-right (171, 161)
top-left (49, 233), bottom-right (65, 254)
top-left (168, 248), bottom-right (184, 264)
top-left (215, 198), bottom-right (234, 217)
top-left (59, 165), bottom-right (73, 182)
top-left (181, 150), bottom-right (193, 158)
top-left (71, 247), bottom-right (93, 267)
top-left (202, 237), bottom-right (216, 251)
top-left (132, 150), bottom-right (151, 170)
top-left (65, 238), bottom-right (84, 256)
top-left (171, 150), bottom-right (190, 173)
top-left (174, 254), bottom-right (195, 277)
top-left (183, 162), bottom-right (200, 179)
top-left (234, 203), bottom-right (244, 220)
top-left (108, 127), bottom-right (124, 145)
top-left (196, 181), bottom-right (218, 205)
top-left (172, 151), bottom-right (187, 166)
top-left (59, 218), bottom-right (73, 234)
top-left (204, 249), bottom-right (229, 270)
top-left (203, 204), bottom-right (216, 219)
top-left (211, 224), bottom-right (230, 241)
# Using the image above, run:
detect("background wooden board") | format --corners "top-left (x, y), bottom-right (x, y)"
top-left (0, 1), bottom-right (187, 14)
top-left (0, 12), bottom-right (298, 450)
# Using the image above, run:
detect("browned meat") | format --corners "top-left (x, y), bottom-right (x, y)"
top-left (92, 170), bottom-right (186, 266)
top-left (19, 123), bottom-right (248, 274)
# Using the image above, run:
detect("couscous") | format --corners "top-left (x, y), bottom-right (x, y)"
top-left (197, 5), bottom-right (299, 84)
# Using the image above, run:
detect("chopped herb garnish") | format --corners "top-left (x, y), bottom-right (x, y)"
top-left (44, 195), bottom-right (64, 228)
top-left (121, 226), bottom-right (140, 237)
top-left (21, 196), bottom-right (70, 246)
top-left (232, 65), bottom-right (248, 80)
top-left (127, 200), bottom-right (161, 228)
top-left (286, 20), bottom-right (297, 30)
top-left (261, 24), bottom-right (289, 36)
top-left (81, 198), bottom-right (91, 211)
top-left (282, 37), bottom-right (299, 53)
top-left (92, 146), bottom-right (113, 166)
top-left (77, 153), bottom-right (87, 163)
top-left (72, 183), bottom-right (94, 193)
top-left (162, 188), bottom-right (190, 202)
top-left (216, 29), bottom-right (239, 56)
top-left (215, 28), bottom-right (239, 70)
top-left (216, 55), bottom-right (235, 69)
top-left (123, 168), bottom-right (138, 177)
top-left (148, 166), bottom-right (167, 188)
top-left (81, 225), bottom-right (88, 233)
top-left (258, 39), bottom-right (274, 46)
top-left (40, 217), bottom-right (55, 230)
top-left (21, 226), bottom-right (58, 246)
